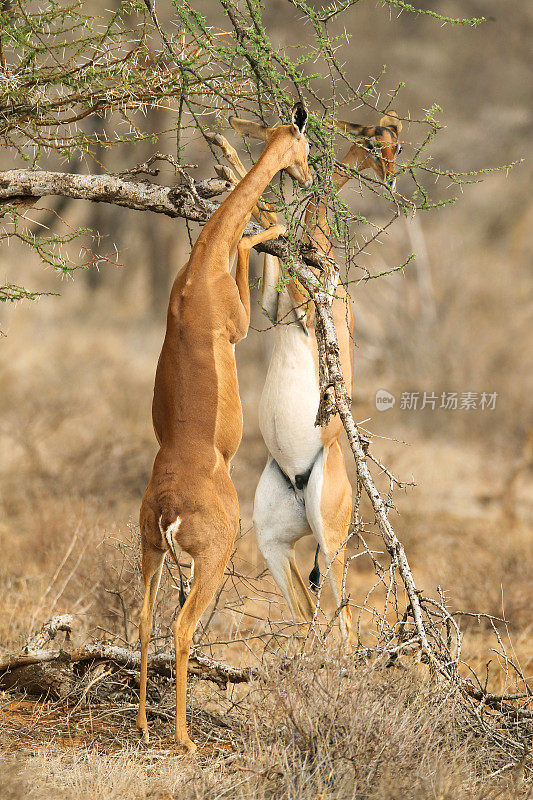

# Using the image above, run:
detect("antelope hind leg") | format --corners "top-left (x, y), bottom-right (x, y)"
top-left (304, 443), bottom-right (353, 645)
top-left (254, 457), bottom-right (315, 628)
top-left (136, 541), bottom-right (165, 743)
top-left (172, 542), bottom-right (231, 752)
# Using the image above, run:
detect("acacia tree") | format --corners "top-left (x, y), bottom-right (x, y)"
top-left (0, 0), bottom-right (529, 753)
top-left (0, 0), bottom-right (490, 298)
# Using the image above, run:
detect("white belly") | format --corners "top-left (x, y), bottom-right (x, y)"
top-left (259, 312), bottom-right (322, 482)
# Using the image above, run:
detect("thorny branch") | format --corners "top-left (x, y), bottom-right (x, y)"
top-left (0, 167), bottom-right (334, 274)
top-left (0, 0), bottom-right (515, 295)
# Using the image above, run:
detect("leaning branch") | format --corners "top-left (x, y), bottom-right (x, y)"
top-left (292, 258), bottom-right (433, 660)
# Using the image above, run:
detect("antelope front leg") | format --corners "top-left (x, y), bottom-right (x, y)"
top-left (234, 225), bottom-right (286, 337)
top-left (261, 253), bottom-right (281, 324)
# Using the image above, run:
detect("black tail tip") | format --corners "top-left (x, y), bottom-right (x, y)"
top-left (309, 542), bottom-right (321, 593)
top-left (309, 564), bottom-right (320, 594)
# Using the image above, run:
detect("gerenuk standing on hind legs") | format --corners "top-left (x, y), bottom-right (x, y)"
top-left (250, 113), bottom-right (402, 646)
top-left (136, 103), bottom-right (312, 752)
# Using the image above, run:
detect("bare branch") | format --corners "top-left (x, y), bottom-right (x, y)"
top-left (0, 637), bottom-right (256, 693)
top-left (0, 168), bottom-right (335, 272)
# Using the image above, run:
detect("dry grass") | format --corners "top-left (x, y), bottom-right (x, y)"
top-left (1, 659), bottom-right (531, 800)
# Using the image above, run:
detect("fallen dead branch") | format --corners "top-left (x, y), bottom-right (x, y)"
top-left (0, 644), bottom-right (255, 692)
top-left (0, 615), bottom-right (256, 699)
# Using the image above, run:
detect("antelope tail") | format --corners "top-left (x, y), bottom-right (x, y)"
top-left (308, 543), bottom-right (321, 594)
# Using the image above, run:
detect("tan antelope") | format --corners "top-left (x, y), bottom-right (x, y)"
top-left (248, 113), bottom-right (403, 643)
top-left (136, 103), bottom-right (312, 752)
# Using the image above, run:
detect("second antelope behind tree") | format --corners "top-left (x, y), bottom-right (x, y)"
top-left (136, 103), bottom-right (311, 752)
top-left (251, 112), bottom-right (402, 644)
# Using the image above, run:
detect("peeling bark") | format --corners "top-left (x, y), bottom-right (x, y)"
top-left (0, 169), bottom-right (229, 222)
top-left (0, 168), bottom-right (334, 272)
top-left (292, 259), bottom-right (432, 657)
top-left (0, 640), bottom-right (256, 697)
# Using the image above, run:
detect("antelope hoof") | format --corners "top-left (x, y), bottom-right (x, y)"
top-left (137, 726), bottom-right (150, 745)
top-left (176, 735), bottom-right (197, 754)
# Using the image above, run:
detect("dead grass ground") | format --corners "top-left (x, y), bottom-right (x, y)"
top-left (1, 661), bottom-right (531, 800)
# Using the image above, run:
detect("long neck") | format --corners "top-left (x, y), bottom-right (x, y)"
top-left (197, 136), bottom-right (291, 256)
top-left (304, 144), bottom-right (370, 255)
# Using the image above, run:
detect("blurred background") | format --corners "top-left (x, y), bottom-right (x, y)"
top-left (0, 0), bottom-right (531, 667)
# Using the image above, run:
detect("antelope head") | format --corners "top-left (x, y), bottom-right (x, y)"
top-left (335, 111), bottom-right (403, 191)
top-left (229, 102), bottom-right (313, 189)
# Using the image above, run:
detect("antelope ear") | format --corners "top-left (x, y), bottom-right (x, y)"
top-left (229, 116), bottom-right (270, 141)
top-left (380, 110), bottom-right (403, 134)
top-left (335, 120), bottom-right (373, 137)
top-left (290, 102), bottom-right (308, 138)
